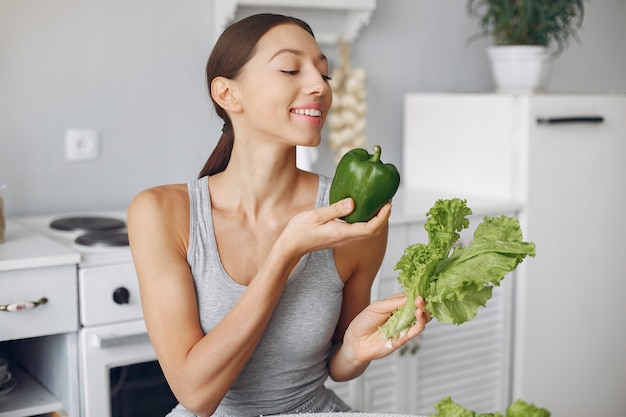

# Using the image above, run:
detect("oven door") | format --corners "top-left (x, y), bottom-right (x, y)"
top-left (79, 320), bottom-right (177, 417)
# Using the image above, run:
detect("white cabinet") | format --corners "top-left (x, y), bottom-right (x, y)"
top-left (0, 221), bottom-right (81, 417)
top-left (1, 265), bottom-right (77, 341)
top-left (213, 0), bottom-right (376, 45)
top-left (327, 191), bottom-right (519, 415)
top-left (403, 93), bottom-right (626, 417)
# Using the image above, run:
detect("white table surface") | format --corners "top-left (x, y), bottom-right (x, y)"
top-left (0, 220), bottom-right (80, 271)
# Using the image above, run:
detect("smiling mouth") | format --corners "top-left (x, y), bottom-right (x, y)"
top-left (291, 108), bottom-right (322, 117)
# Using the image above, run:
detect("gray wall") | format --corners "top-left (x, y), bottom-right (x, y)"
top-left (1, 0), bottom-right (624, 216)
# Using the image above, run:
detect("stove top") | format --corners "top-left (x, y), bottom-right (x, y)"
top-left (75, 231), bottom-right (130, 248)
top-left (14, 211), bottom-right (144, 329)
top-left (14, 211), bottom-right (132, 267)
top-left (50, 216), bottom-right (126, 233)
top-left (49, 216), bottom-right (129, 248)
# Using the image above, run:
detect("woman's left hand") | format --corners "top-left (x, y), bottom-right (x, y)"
top-left (342, 293), bottom-right (431, 362)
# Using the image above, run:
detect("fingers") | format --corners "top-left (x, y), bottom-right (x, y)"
top-left (370, 292), bottom-right (409, 315)
top-left (367, 202), bottom-right (392, 225)
top-left (284, 198), bottom-right (391, 255)
top-left (325, 198), bottom-right (355, 222)
top-left (378, 293), bottom-right (429, 313)
top-left (380, 294), bottom-right (430, 343)
top-left (315, 199), bottom-right (391, 242)
top-left (320, 199), bottom-right (392, 225)
top-left (414, 296), bottom-right (432, 323)
top-left (415, 295), bottom-right (426, 310)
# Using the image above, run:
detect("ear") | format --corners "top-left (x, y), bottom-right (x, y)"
top-left (211, 76), bottom-right (242, 113)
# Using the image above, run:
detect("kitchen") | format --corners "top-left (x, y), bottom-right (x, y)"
top-left (1, 1), bottom-right (625, 416)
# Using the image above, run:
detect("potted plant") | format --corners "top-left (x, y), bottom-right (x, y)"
top-left (467, 0), bottom-right (584, 92)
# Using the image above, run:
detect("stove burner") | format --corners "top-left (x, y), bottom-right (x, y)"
top-left (50, 216), bottom-right (126, 232)
top-left (75, 232), bottom-right (129, 247)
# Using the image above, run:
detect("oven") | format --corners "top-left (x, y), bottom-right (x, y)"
top-left (17, 213), bottom-right (177, 417)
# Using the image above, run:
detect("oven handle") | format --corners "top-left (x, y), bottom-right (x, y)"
top-left (96, 332), bottom-right (151, 348)
top-left (0, 297), bottom-right (48, 312)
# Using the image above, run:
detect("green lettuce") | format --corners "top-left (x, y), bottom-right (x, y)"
top-left (429, 396), bottom-right (550, 417)
top-left (505, 399), bottom-right (551, 417)
top-left (430, 396), bottom-right (485, 417)
top-left (380, 198), bottom-right (535, 339)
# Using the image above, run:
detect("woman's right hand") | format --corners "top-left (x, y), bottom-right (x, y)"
top-left (277, 198), bottom-right (392, 257)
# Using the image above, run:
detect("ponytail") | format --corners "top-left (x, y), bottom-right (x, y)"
top-left (198, 122), bottom-right (233, 178)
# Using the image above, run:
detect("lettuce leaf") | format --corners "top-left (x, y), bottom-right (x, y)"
top-left (505, 399), bottom-right (550, 417)
top-left (379, 198), bottom-right (535, 339)
top-left (430, 396), bottom-right (483, 417)
top-left (429, 397), bottom-right (549, 417)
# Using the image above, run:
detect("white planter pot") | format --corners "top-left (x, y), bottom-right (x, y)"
top-left (487, 45), bottom-right (553, 93)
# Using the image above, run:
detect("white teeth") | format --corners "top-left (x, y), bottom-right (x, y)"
top-left (292, 108), bottom-right (322, 117)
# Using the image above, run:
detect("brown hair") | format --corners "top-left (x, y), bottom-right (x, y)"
top-left (198, 13), bottom-right (316, 178)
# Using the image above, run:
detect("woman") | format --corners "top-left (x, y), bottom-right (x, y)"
top-left (128, 13), bottom-right (429, 417)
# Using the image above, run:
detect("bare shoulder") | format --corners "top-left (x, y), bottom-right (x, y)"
top-left (128, 184), bottom-right (190, 250)
top-left (129, 184), bottom-right (188, 217)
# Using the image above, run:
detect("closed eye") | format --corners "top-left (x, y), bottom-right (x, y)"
top-left (281, 70), bottom-right (332, 82)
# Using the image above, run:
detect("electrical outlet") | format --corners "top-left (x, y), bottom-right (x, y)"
top-left (65, 129), bottom-right (99, 161)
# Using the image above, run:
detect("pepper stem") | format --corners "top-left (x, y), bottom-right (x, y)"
top-left (370, 145), bottom-right (382, 163)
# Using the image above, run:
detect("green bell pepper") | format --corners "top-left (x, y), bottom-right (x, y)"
top-left (329, 145), bottom-right (401, 223)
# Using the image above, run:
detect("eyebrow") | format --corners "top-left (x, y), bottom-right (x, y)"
top-left (269, 48), bottom-right (328, 63)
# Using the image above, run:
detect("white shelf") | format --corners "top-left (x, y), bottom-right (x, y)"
top-left (213, 0), bottom-right (376, 45)
top-left (0, 363), bottom-right (63, 417)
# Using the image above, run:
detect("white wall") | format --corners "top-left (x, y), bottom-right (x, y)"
top-left (0, 0), bottom-right (215, 215)
top-left (1, 0), bottom-right (624, 215)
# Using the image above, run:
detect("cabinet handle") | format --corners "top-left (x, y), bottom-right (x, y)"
top-left (0, 297), bottom-right (48, 312)
top-left (96, 332), bottom-right (151, 348)
top-left (536, 116), bottom-right (604, 125)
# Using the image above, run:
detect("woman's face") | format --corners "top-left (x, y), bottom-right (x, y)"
top-left (233, 23), bottom-right (333, 148)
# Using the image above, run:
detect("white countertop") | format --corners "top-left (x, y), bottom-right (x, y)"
top-left (0, 220), bottom-right (80, 271)
top-left (389, 187), bottom-right (523, 225)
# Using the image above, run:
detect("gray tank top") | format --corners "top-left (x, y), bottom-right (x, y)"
top-left (178, 174), bottom-right (345, 416)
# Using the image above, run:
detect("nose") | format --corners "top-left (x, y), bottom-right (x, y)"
top-left (304, 69), bottom-right (330, 96)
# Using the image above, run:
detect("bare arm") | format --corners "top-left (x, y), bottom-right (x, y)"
top-left (128, 190), bottom-right (390, 416)
top-left (328, 204), bottom-right (430, 382)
